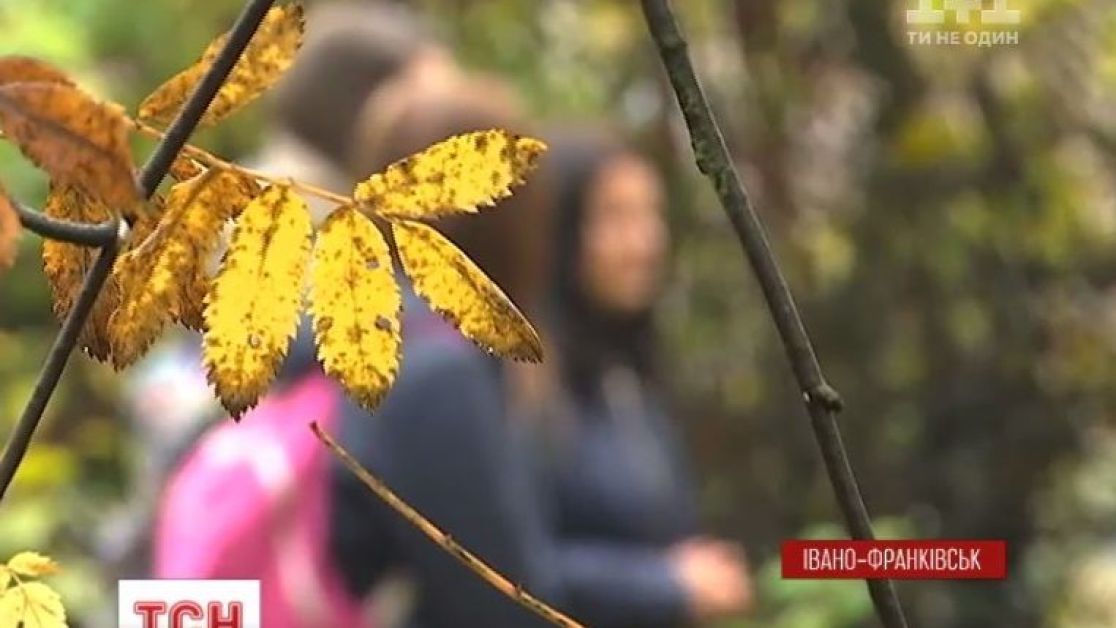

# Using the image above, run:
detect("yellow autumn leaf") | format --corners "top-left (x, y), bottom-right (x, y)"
top-left (0, 582), bottom-right (67, 628)
top-left (6, 552), bottom-right (59, 578)
top-left (0, 567), bottom-right (9, 591)
top-left (0, 183), bottom-right (18, 271)
top-left (0, 82), bottom-right (138, 209)
top-left (173, 170), bottom-right (259, 331)
top-left (104, 169), bottom-right (226, 365)
top-left (393, 220), bottom-right (542, 362)
top-left (204, 185), bottom-right (311, 416)
top-left (41, 185), bottom-right (121, 361)
top-left (354, 129), bottom-right (546, 220)
top-left (0, 588), bottom-right (18, 627)
top-left (139, 4), bottom-right (304, 127)
top-left (309, 206), bottom-right (401, 409)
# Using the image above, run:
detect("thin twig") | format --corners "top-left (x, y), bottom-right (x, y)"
top-left (14, 201), bottom-right (117, 247)
top-left (0, 0), bottom-right (279, 505)
top-left (132, 120), bottom-right (353, 207)
top-left (311, 422), bottom-right (584, 628)
top-left (637, 2), bottom-right (909, 627)
top-left (0, 219), bottom-right (125, 499)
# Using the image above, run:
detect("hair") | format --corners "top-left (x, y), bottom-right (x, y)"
top-left (543, 126), bottom-right (662, 402)
top-left (348, 71), bottom-right (552, 316)
top-left (269, 1), bottom-right (436, 167)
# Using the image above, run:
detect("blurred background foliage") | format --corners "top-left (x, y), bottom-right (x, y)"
top-left (3, 0), bottom-right (1116, 626)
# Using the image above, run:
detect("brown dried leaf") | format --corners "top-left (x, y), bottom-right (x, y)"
top-left (169, 155), bottom-right (206, 182)
top-left (0, 56), bottom-right (75, 88)
top-left (41, 185), bottom-right (120, 360)
top-left (0, 83), bottom-right (138, 208)
top-left (177, 272), bottom-right (211, 332)
top-left (139, 4), bottom-right (304, 127)
top-left (0, 183), bottom-right (18, 271)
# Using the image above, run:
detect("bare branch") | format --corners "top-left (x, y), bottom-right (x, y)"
top-left (312, 423), bottom-right (584, 628)
top-left (0, 218), bottom-right (125, 499)
top-left (15, 200), bottom-right (117, 247)
top-left (637, 1), bottom-right (909, 626)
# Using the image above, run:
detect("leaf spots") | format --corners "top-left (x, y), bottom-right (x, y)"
top-left (354, 129), bottom-right (546, 220)
top-left (309, 205), bottom-right (401, 410)
top-left (108, 169), bottom-right (255, 367)
top-left (392, 220), bottom-right (542, 362)
top-left (204, 185), bottom-right (311, 417)
top-left (139, 4), bottom-right (305, 127)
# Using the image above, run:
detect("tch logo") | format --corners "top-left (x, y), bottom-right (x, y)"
top-left (118, 580), bottom-right (261, 628)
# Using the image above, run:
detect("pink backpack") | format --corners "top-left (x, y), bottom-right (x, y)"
top-left (152, 371), bottom-right (371, 628)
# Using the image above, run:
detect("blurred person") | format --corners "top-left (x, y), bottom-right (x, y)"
top-left (255, 0), bottom-right (456, 216)
top-left (533, 128), bottom-right (754, 627)
top-left (327, 69), bottom-right (560, 628)
top-left (99, 0), bottom-right (458, 605)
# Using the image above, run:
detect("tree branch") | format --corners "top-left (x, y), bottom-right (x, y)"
top-left (311, 423), bottom-right (584, 628)
top-left (136, 0), bottom-right (277, 195)
top-left (637, 2), bottom-right (909, 627)
top-left (0, 0), bottom-right (280, 505)
top-left (15, 201), bottom-right (117, 247)
top-left (0, 218), bottom-right (125, 499)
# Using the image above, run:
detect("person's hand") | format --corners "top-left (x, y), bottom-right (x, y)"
top-left (668, 537), bottom-right (754, 621)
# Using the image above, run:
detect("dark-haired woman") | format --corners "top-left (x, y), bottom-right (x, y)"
top-left (536, 130), bottom-right (754, 628)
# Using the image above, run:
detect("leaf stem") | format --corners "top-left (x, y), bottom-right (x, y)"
top-left (638, 1), bottom-right (909, 626)
top-left (312, 422), bottom-right (584, 628)
top-left (0, 0), bottom-right (280, 506)
top-left (132, 120), bottom-right (353, 207)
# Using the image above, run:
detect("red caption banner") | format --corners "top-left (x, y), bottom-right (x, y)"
top-left (781, 540), bottom-right (1006, 580)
